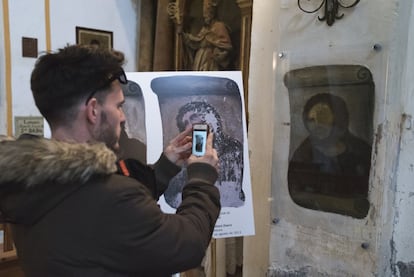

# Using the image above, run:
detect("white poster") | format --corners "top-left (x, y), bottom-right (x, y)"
top-left (123, 71), bottom-right (254, 239)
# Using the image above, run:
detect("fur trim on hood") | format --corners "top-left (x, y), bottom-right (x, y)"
top-left (0, 136), bottom-right (117, 187)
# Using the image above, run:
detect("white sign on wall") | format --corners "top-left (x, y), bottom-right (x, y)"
top-left (14, 116), bottom-right (44, 137)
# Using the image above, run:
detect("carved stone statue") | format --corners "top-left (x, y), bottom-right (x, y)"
top-left (183, 0), bottom-right (232, 70)
top-left (169, 0), bottom-right (233, 71)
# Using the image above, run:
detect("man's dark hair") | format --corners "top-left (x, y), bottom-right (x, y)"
top-left (30, 44), bottom-right (125, 127)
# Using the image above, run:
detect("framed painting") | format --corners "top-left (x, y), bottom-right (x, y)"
top-left (76, 26), bottom-right (113, 50)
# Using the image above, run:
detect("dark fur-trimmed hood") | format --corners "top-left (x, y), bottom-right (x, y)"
top-left (0, 135), bottom-right (117, 224)
top-left (0, 135), bottom-right (117, 186)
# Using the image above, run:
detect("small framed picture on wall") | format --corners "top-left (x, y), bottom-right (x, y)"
top-left (76, 26), bottom-right (113, 50)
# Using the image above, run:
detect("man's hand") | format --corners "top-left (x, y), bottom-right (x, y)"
top-left (164, 127), bottom-right (192, 166)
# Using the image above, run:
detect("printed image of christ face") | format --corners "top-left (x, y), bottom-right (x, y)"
top-left (179, 109), bottom-right (219, 135)
top-left (164, 101), bottom-right (245, 208)
top-left (121, 81), bottom-right (146, 144)
top-left (117, 81), bottom-right (147, 163)
top-left (149, 75), bottom-right (247, 209)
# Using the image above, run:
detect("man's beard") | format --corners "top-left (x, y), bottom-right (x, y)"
top-left (96, 111), bottom-right (119, 152)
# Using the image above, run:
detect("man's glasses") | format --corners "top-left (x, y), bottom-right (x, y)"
top-left (85, 68), bottom-right (128, 105)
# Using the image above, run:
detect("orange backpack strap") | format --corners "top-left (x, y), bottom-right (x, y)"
top-left (117, 159), bottom-right (130, 177)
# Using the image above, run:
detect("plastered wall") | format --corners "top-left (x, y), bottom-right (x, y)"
top-left (0, 0), bottom-right (138, 136)
top-left (246, 0), bottom-right (414, 276)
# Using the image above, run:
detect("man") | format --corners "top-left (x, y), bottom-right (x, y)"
top-left (0, 45), bottom-right (220, 276)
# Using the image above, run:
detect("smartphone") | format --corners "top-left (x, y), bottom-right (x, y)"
top-left (192, 124), bottom-right (209, 156)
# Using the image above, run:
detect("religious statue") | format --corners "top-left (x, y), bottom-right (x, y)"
top-left (169, 0), bottom-right (233, 71)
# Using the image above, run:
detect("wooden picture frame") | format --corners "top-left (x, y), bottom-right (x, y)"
top-left (76, 26), bottom-right (113, 50)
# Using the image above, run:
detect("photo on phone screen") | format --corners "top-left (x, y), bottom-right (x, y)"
top-left (192, 124), bottom-right (208, 156)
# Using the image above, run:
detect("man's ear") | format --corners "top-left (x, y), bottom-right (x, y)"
top-left (86, 98), bottom-right (99, 124)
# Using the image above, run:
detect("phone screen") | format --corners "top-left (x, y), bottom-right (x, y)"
top-left (192, 124), bottom-right (208, 156)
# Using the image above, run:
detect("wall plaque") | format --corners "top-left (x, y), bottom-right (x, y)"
top-left (14, 116), bottom-right (44, 137)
